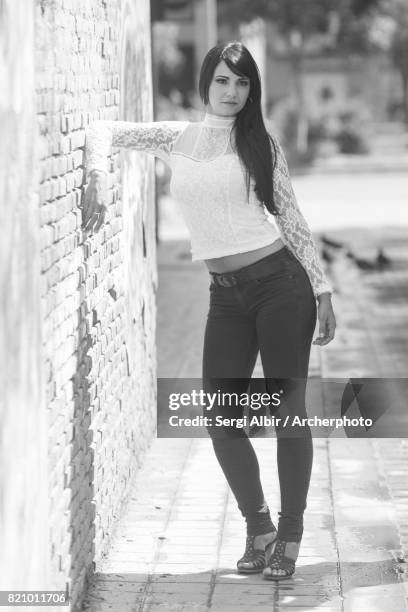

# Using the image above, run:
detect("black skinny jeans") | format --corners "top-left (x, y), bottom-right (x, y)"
top-left (202, 247), bottom-right (317, 542)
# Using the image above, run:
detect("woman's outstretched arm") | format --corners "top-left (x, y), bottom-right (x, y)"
top-left (83, 119), bottom-right (188, 231)
top-left (85, 119), bottom-right (188, 177)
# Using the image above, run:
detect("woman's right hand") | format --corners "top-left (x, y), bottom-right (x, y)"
top-left (83, 170), bottom-right (108, 233)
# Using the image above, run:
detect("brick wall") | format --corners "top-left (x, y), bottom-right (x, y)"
top-left (0, 0), bottom-right (156, 610)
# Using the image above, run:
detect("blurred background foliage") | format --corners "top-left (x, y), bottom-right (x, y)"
top-left (151, 0), bottom-right (408, 166)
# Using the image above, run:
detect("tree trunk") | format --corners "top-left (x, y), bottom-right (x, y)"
top-left (291, 49), bottom-right (309, 156)
top-left (392, 30), bottom-right (408, 125)
top-left (403, 73), bottom-right (408, 126)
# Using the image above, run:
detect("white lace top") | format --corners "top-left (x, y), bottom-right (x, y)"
top-left (85, 113), bottom-right (332, 296)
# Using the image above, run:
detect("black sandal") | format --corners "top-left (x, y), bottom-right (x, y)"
top-left (237, 531), bottom-right (277, 574)
top-left (263, 538), bottom-right (299, 580)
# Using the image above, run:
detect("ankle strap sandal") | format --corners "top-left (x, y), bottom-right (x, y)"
top-left (263, 538), bottom-right (298, 580)
top-left (237, 531), bottom-right (277, 574)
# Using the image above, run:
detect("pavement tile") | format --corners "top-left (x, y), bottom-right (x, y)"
top-left (277, 594), bottom-right (344, 607)
top-left (340, 558), bottom-right (403, 594)
top-left (343, 595), bottom-right (408, 612)
top-left (207, 608), bottom-right (275, 612)
top-left (163, 526), bottom-right (221, 536)
top-left (100, 561), bottom-right (154, 574)
top-left (211, 589), bottom-right (342, 608)
top-left (211, 581), bottom-right (338, 598)
top-left (142, 591), bottom-right (209, 607)
top-left (167, 514), bottom-right (224, 522)
top-left (159, 543), bottom-right (219, 552)
top-left (82, 604), bottom-right (139, 612)
top-left (106, 553), bottom-right (157, 564)
top-left (216, 570), bottom-right (340, 588)
top-left (333, 504), bottom-right (397, 527)
top-left (158, 536), bottom-right (219, 545)
top-left (147, 583), bottom-right (210, 595)
top-left (344, 582), bottom-right (407, 597)
top-left (335, 536), bottom-right (400, 565)
top-left (82, 589), bottom-right (146, 605)
top-left (211, 592), bottom-right (277, 607)
top-left (211, 603), bottom-right (342, 612)
top-left (157, 553), bottom-right (216, 564)
top-left (296, 556), bottom-right (339, 565)
top-left (85, 580), bottom-right (147, 593)
top-left (149, 572), bottom-right (213, 584)
top-left (153, 563), bottom-right (214, 574)
top-left (144, 605), bottom-right (208, 612)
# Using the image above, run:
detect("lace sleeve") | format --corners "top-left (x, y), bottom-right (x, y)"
top-left (85, 120), bottom-right (188, 177)
top-left (272, 137), bottom-right (332, 298)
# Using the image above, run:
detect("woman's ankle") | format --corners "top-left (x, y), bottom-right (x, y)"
top-left (253, 531), bottom-right (277, 547)
top-left (245, 510), bottom-right (276, 536)
top-left (276, 539), bottom-right (301, 560)
top-left (247, 522), bottom-right (276, 537)
top-left (277, 517), bottom-right (304, 543)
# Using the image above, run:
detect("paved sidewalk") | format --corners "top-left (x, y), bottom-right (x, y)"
top-left (82, 231), bottom-right (408, 612)
top-left (82, 436), bottom-right (407, 612)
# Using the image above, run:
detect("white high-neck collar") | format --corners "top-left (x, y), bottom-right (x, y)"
top-left (202, 112), bottom-right (235, 128)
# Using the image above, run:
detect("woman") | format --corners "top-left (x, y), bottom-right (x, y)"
top-left (84, 41), bottom-right (336, 581)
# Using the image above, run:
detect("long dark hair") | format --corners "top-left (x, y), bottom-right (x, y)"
top-left (198, 41), bottom-right (278, 215)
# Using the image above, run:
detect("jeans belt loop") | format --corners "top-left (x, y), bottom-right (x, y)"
top-left (216, 273), bottom-right (236, 287)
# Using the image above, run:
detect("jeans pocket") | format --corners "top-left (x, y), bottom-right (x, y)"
top-left (252, 271), bottom-right (298, 304)
top-left (255, 260), bottom-right (295, 286)
top-left (284, 258), bottom-right (316, 302)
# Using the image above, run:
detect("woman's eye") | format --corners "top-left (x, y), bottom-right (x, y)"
top-left (214, 78), bottom-right (249, 86)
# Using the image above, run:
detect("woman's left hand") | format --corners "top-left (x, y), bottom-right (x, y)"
top-left (313, 294), bottom-right (336, 346)
top-left (83, 170), bottom-right (108, 233)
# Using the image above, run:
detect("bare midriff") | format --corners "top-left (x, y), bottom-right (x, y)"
top-left (204, 238), bottom-right (284, 273)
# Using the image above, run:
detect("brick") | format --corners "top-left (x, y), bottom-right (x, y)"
top-left (71, 149), bottom-right (84, 168)
top-left (70, 129), bottom-right (85, 148)
top-left (65, 172), bottom-right (75, 192)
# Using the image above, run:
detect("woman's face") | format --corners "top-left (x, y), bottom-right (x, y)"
top-left (207, 60), bottom-right (250, 117)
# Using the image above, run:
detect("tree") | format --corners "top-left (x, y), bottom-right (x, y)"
top-left (374, 0), bottom-right (408, 124)
top-left (391, 21), bottom-right (408, 124)
top-left (151, 22), bottom-right (187, 105)
top-left (218, 0), bottom-right (408, 152)
top-left (218, 1), bottom-right (344, 155)
top-left (347, 0), bottom-right (408, 123)
top-left (218, 0), bottom-right (338, 37)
